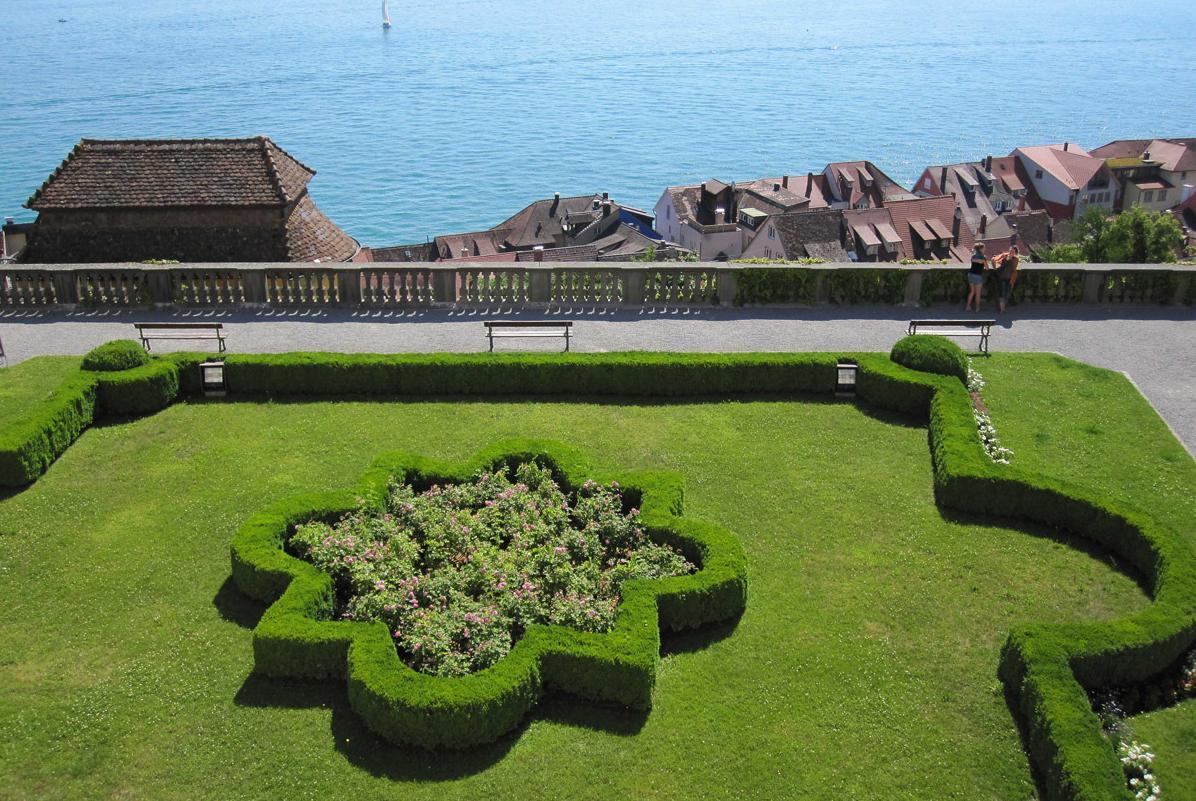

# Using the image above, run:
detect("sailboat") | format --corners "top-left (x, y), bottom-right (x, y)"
top-left (382, 0), bottom-right (392, 29)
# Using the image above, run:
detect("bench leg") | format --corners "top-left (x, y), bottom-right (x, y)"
top-left (141, 336), bottom-right (152, 352)
top-left (489, 333), bottom-right (494, 353)
top-left (564, 331), bottom-right (570, 353)
top-left (219, 336), bottom-right (226, 354)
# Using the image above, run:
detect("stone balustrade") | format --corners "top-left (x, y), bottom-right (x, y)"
top-left (1, 262), bottom-right (1193, 310)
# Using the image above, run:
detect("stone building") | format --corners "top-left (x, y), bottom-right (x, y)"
top-left (21, 137), bottom-right (359, 263)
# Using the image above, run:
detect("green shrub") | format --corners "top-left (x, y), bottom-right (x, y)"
top-left (0, 373), bottom-right (97, 487)
top-left (229, 441), bottom-right (748, 749)
top-left (890, 335), bottom-right (968, 384)
top-left (733, 268), bottom-right (818, 305)
top-left (94, 360), bottom-right (180, 417)
top-left (221, 352), bottom-right (838, 398)
top-left (81, 340), bottom-right (151, 372)
top-left (825, 268), bottom-right (907, 305)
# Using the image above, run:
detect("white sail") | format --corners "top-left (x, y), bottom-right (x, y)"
top-left (382, 0), bottom-right (391, 27)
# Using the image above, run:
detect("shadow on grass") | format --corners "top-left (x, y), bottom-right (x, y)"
top-left (1003, 680), bottom-right (1054, 801)
top-left (212, 576), bottom-right (266, 629)
top-left (233, 674), bottom-right (648, 780)
top-left (937, 506), bottom-right (1153, 597)
top-left (660, 613), bottom-right (743, 656)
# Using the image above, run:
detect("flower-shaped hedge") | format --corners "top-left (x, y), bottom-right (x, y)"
top-left (229, 439), bottom-right (748, 749)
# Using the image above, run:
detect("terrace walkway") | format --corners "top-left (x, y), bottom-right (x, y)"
top-left (2, 305), bottom-right (1193, 451)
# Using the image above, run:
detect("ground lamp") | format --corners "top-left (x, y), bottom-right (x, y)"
top-left (835, 361), bottom-right (858, 396)
top-left (200, 360), bottom-right (226, 397)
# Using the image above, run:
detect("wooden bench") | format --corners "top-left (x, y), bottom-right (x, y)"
top-left (484, 321), bottom-right (572, 352)
top-left (907, 319), bottom-right (996, 355)
top-left (134, 322), bottom-right (227, 353)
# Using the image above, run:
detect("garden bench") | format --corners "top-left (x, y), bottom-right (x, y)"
top-left (907, 319), bottom-right (995, 355)
top-left (134, 322), bottom-right (226, 352)
top-left (484, 321), bottom-right (572, 352)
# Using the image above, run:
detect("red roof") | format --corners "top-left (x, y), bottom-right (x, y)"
top-left (27, 137), bottom-right (315, 209)
top-left (883, 195), bottom-right (962, 260)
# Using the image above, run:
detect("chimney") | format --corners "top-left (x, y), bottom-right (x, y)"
top-left (782, 175), bottom-right (789, 189)
top-left (715, 206), bottom-right (726, 225)
top-left (984, 155), bottom-right (993, 172)
top-left (602, 200), bottom-right (612, 217)
top-left (1063, 142), bottom-right (1069, 152)
top-left (773, 183), bottom-right (781, 192)
top-left (460, 247), bottom-right (470, 259)
top-left (602, 191), bottom-right (609, 201)
top-left (979, 214), bottom-right (987, 236)
top-left (533, 246), bottom-right (544, 262)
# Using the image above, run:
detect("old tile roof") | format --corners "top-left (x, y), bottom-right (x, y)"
top-left (924, 163), bottom-right (1012, 245)
top-left (883, 195), bottom-right (961, 260)
top-left (26, 136), bottom-right (316, 209)
top-left (759, 209), bottom-right (849, 261)
top-left (1015, 144), bottom-right (1104, 190)
top-left (825, 161), bottom-right (915, 206)
top-left (434, 229), bottom-right (511, 260)
top-left (1094, 138), bottom-right (1196, 173)
top-left (514, 244), bottom-right (600, 262)
top-left (284, 193), bottom-right (361, 262)
top-left (367, 242), bottom-right (437, 262)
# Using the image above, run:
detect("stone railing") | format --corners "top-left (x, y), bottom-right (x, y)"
top-left (1, 262), bottom-right (1193, 310)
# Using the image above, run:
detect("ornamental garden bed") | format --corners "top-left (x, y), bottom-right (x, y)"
top-left (0, 349), bottom-right (1193, 801)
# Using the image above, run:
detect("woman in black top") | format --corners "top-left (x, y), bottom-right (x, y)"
top-left (965, 243), bottom-right (988, 312)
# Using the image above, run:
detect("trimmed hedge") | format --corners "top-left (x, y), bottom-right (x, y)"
top-left (218, 352), bottom-right (838, 398)
top-left (81, 339), bottom-right (151, 372)
top-left (0, 372), bottom-right (97, 486)
top-left (890, 334), bottom-right (968, 385)
top-left (94, 360), bottom-right (180, 417)
top-left (230, 440), bottom-right (749, 749)
top-left (856, 352), bottom-right (1196, 801)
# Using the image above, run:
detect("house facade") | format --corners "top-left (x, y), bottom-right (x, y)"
top-left (1091, 138), bottom-right (1196, 213)
top-left (1013, 143), bottom-right (1114, 221)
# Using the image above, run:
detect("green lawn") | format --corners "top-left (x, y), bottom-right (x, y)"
top-left (0, 356), bottom-right (82, 419)
top-left (0, 354), bottom-right (1190, 800)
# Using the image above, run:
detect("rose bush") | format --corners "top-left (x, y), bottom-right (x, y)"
top-left (291, 461), bottom-right (693, 676)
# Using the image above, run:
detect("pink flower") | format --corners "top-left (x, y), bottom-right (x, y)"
top-left (553, 546), bottom-right (567, 555)
top-left (374, 580), bottom-right (386, 591)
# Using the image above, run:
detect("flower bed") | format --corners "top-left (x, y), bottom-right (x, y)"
top-left (290, 463), bottom-right (693, 677)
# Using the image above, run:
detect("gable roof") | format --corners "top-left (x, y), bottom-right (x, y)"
top-left (825, 161), bottom-right (915, 206)
top-left (284, 193), bottom-right (361, 263)
top-left (26, 136), bottom-right (316, 210)
top-left (883, 195), bottom-right (960, 258)
top-left (1015, 144), bottom-right (1104, 190)
top-left (757, 209), bottom-right (848, 261)
top-left (925, 162), bottom-right (1013, 244)
top-left (1093, 138), bottom-right (1196, 172)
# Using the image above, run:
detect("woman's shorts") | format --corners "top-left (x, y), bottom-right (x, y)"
top-left (967, 272), bottom-right (985, 286)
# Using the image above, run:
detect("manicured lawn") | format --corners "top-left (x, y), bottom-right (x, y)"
top-left (0, 353), bottom-right (1189, 800)
top-left (0, 356), bottom-right (82, 419)
top-left (1135, 699), bottom-right (1196, 800)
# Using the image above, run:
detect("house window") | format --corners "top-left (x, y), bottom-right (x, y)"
top-left (1157, 190), bottom-right (1167, 203)
top-left (667, 207), bottom-right (672, 220)
top-left (1143, 190), bottom-right (1154, 203)
top-left (1035, 169), bottom-right (1043, 179)
top-left (768, 226), bottom-right (775, 240)
top-left (994, 200), bottom-right (1006, 212)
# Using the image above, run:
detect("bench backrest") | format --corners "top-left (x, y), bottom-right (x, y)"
top-left (484, 321), bottom-right (572, 329)
top-left (909, 319), bottom-right (995, 328)
top-left (135, 323), bottom-right (224, 331)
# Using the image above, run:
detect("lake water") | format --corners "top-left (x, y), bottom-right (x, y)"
top-left (4, 0), bottom-right (1195, 246)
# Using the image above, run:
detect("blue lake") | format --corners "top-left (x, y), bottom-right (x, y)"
top-left (3, 0), bottom-right (1195, 245)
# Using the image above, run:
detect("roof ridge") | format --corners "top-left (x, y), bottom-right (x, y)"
top-left (258, 137), bottom-right (290, 204)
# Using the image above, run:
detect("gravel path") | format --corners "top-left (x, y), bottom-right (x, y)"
top-left (3, 304), bottom-right (1193, 451)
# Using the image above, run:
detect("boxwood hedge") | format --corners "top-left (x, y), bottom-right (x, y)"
top-left (3, 346), bottom-right (1194, 801)
top-left (81, 339), bottom-right (152, 372)
top-left (229, 439), bottom-right (749, 748)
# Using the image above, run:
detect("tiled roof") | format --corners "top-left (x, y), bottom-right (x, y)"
top-left (284, 193), bottom-right (360, 263)
top-left (434, 229), bottom-right (511, 260)
top-left (825, 161), bottom-right (915, 206)
top-left (760, 209), bottom-right (848, 261)
top-left (514, 244), bottom-right (600, 262)
top-left (27, 136), bottom-right (316, 209)
top-left (925, 163), bottom-right (1012, 245)
top-left (1015, 144), bottom-right (1103, 190)
top-left (1093, 138), bottom-right (1196, 172)
top-left (884, 195), bottom-right (961, 260)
